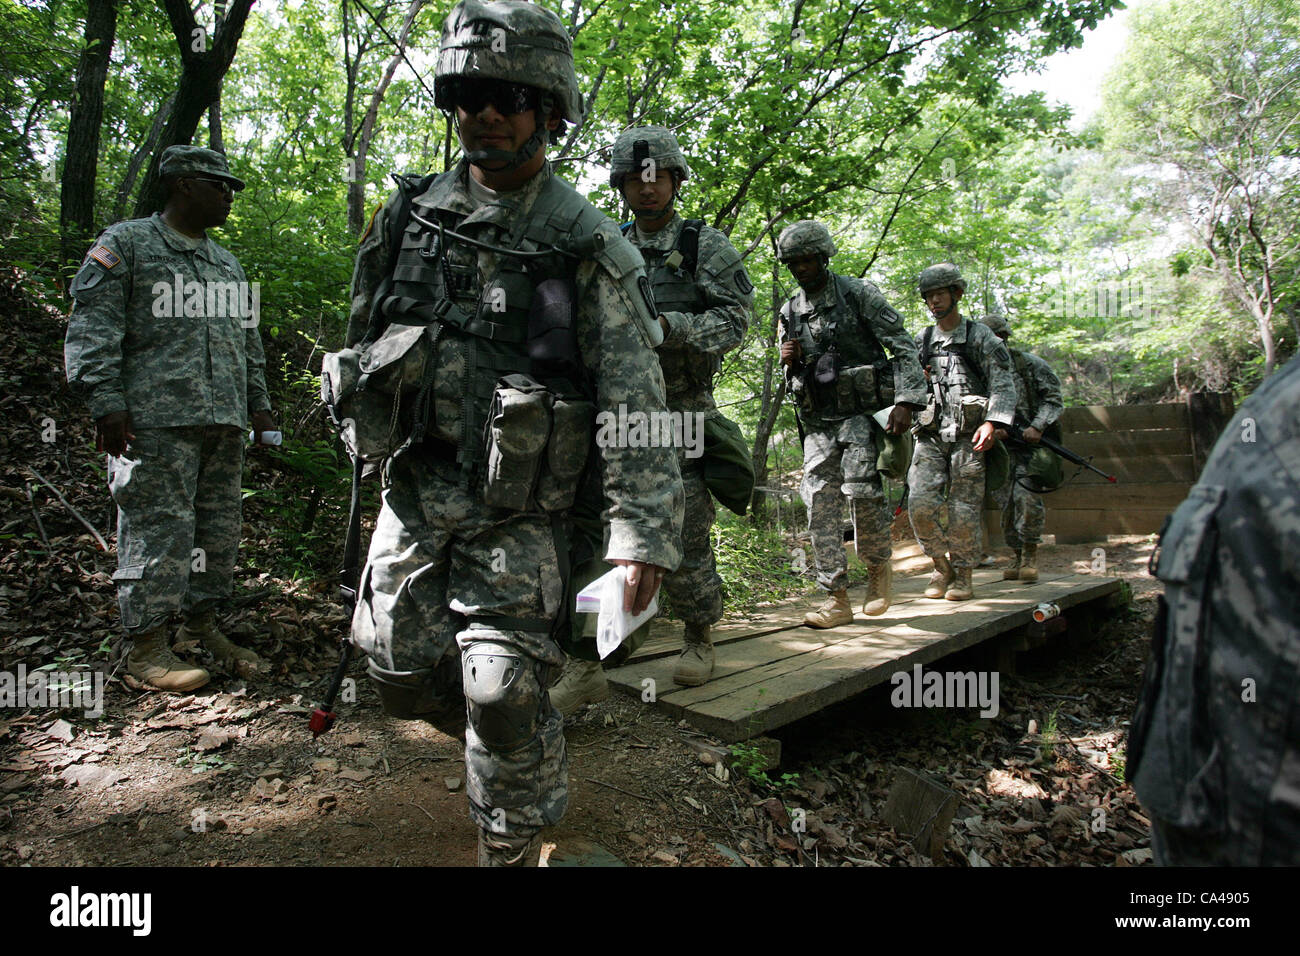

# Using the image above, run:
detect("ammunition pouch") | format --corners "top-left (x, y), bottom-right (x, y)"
top-left (798, 353), bottom-right (893, 420)
top-left (322, 323), bottom-right (436, 462)
top-left (482, 373), bottom-right (594, 513)
top-left (959, 394), bottom-right (989, 437)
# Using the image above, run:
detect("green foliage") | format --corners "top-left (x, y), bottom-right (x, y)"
top-left (729, 742), bottom-right (800, 792)
top-left (712, 509), bottom-right (810, 609)
top-left (1040, 707), bottom-right (1060, 762)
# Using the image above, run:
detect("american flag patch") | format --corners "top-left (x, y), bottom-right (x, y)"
top-left (88, 244), bottom-right (120, 270)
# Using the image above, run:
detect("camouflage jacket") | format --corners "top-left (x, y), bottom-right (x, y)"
top-left (64, 213), bottom-right (271, 429)
top-left (1130, 358), bottom-right (1300, 859)
top-left (914, 316), bottom-right (1017, 442)
top-left (779, 272), bottom-right (927, 428)
top-left (348, 161), bottom-right (683, 571)
top-left (1008, 347), bottom-right (1064, 433)
top-left (625, 213), bottom-right (752, 416)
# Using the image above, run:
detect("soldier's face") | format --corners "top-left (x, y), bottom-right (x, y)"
top-left (784, 254), bottom-right (826, 291)
top-left (621, 169), bottom-right (675, 216)
top-left (924, 287), bottom-right (959, 319)
top-left (184, 177), bottom-right (234, 228)
top-left (456, 88), bottom-right (559, 171)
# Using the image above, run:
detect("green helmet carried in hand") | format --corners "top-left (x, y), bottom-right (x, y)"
top-left (980, 311), bottom-right (1011, 338)
top-left (434, 0), bottom-right (583, 169)
top-left (608, 126), bottom-right (691, 188)
top-left (776, 220), bottom-right (837, 261)
top-left (918, 262), bottom-right (967, 296)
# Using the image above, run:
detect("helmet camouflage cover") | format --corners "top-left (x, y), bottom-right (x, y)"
top-left (434, 0), bottom-right (584, 127)
top-left (776, 220), bottom-right (836, 261)
top-left (609, 126), bottom-right (691, 188)
top-left (980, 311), bottom-right (1011, 337)
top-left (918, 262), bottom-right (967, 296)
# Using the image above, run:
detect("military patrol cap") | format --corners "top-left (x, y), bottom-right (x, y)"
top-left (918, 262), bottom-right (966, 296)
top-left (434, 0), bottom-right (584, 126)
top-left (776, 220), bottom-right (836, 261)
top-left (980, 311), bottom-right (1011, 338)
top-left (158, 145), bottom-right (246, 191)
top-left (608, 126), bottom-right (691, 187)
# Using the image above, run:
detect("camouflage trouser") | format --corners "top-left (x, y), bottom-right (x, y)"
top-left (351, 449), bottom-right (567, 840)
top-left (801, 414), bottom-right (891, 592)
top-left (1150, 815), bottom-right (1300, 866)
top-left (908, 433), bottom-right (984, 569)
top-left (661, 453), bottom-right (723, 627)
top-left (1001, 454), bottom-right (1045, 549)
top-left (106, 425), bottom-right (244, 632)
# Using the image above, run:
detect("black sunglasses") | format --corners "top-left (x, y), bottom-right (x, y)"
top-left (191, 177), bottom-right (234, 197)
top-left (442, 78), bottom-right (542, 116)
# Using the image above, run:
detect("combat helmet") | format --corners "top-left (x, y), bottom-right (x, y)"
top-left (980, 311), bottom-right (1011, 338)
top-left (776, 220), bottom-right (837, 261)
top-left (434, 0), bottom-right (583, 170)
top-left (917, 262), bottom-right (967, 297)
top-left (608, 126), bottom-right (691, 188)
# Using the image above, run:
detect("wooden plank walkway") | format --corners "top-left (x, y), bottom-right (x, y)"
top-left (604, 570), bottom-right (1122, 743)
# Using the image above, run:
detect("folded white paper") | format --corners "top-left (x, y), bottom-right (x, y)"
top-left (576, 566), bottom-right (659, 659)
top-left (871, 405), bottom-right (895, 430)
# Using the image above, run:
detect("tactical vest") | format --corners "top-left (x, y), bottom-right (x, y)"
top-left (786, 273), bottom-right (891, 418)
top-left (624, 219), bottom-right (717, 399)
top-left (919, 319), bottom-right (988, 397)
top-left (377, 174), bottom-right (604, 482)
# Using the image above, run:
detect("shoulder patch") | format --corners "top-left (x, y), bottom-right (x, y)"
top-left (735, 269), bottom-right (754, 296)
top-left (88, 244), bottom-right (120, 270)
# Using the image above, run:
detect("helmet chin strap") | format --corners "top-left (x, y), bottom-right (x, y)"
top-left (454, 94), bottom-right (555, 173)
top-left (930, 288), bottom-right (959, 321)
top-left (629, 176), bottom-right (680, 221)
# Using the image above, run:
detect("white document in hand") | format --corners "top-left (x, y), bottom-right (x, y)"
top-left (575, 565), bottom-right (659, 660)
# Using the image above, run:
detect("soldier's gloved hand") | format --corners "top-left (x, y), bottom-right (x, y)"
top-left (250, 410), bottom-right (277, 446)
top-left (612, 559), bottom-right (666, 616)
top-left (96, 410), bottom-right (135, 458)
top-left (780, 341), bottom-right (802, 368)
top-left (886, 404), bottom-right (913, 435)
top-left (1021, 425), bottom-right (1042, 444)
top-left (972, 421), bottom-right (997, 453)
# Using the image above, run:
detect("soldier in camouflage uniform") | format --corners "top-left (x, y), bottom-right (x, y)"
top-left (345, 0), bottom-right (682, 866)
top-left (777, 221), bottom-right (926, 627)
top-left (980, 311), bottom-right (1063, 583)
top-left (1129, 357), bottom-right (1300, 865)
top-left (908, 264), bottom-right (1016, 601)
top-left (65, 145), bottom-right (274, 693)
top-left (549, 126), bottom-right (752, 710)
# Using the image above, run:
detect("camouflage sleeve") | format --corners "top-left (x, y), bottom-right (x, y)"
top-left (972, 323), bottom-right (1017, 426)
top-left (345, 189), bottom-right (401, 348)
top-left (231, 257), bottom-right (272, 414)
top-left (658, 227), bottom-right (752, 357)
top-left (64, 228), bottom-right (132, 421)
top-left (579, 222), bottom-right (684, 571)
top-left (853, 281), bottom-right (927, 407)
top-left (1026, 352), bottom-right (1063, 432)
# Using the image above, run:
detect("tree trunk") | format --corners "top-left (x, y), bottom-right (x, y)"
top-left (60, 0), bottom-right (119, 273)
top-left (132, 0), bottom-right (255, 218)
top-left (113, 93), bottom-right (174, 222)
top-left (348, 0), bottom-right (426, 235)
top-left (208, 96), bottom-right (224, 152)
top-left (750, 254), bottom-right (788, 523)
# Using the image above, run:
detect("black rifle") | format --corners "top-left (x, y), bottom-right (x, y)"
top-left (1003, 419), bottom-right (1117, 484)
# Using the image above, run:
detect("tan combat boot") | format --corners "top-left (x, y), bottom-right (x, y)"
top-left (945, 567), bottom-right (974, 601)
top-left (1020, 544), bottom-right (1039, 583)
top-left (127, 626), bottom-right (210, 692)
top-left (548, 658), bottom-right (609, 716)
top-left (804, 589), bottom-right (854, 629)
top-left (924, 554), bottom-right (955, 598)
top-left (673, 623), bottom-right (715, 686)
top-left (863, 561), bottom-right (893, 616)
top-left (180, 609), bottom-right (262, 667)
top-left (478, 829), bottom-right (541, 867)
top-left (1003, 550), bottom-right (1022, 580)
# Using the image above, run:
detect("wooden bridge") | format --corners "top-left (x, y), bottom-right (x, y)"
top-left (605, 557), bottom-right (1123, 743)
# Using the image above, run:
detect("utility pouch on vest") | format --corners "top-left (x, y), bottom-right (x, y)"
top-left (483, 374), bottom-right (553, 511)
top-left (536, 397), bottom-right (595, 512)
top-left (960, 394), bottom-right (989, 436)
top-left (322, 323), bottom-right (435, 461)
top-left (913, 394), bottom-right (939, 435)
